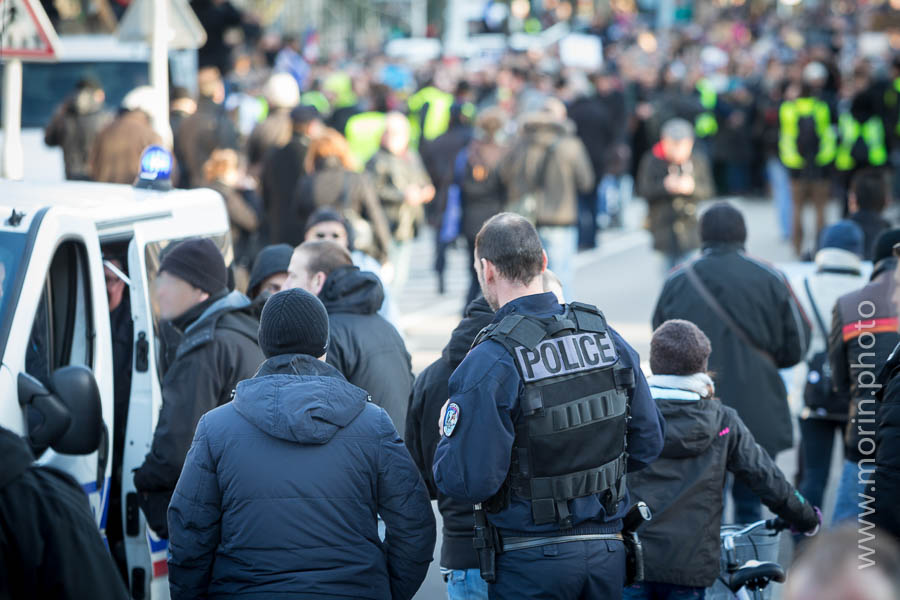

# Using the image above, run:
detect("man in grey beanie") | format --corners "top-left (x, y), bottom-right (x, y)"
top-left (168, 289), bottom-right (435, 599)
top-left (134, 238), bottom-right (264, 538)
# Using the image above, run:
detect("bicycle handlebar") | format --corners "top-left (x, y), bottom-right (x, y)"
top-left (721, 518), bottom-right (788, 540)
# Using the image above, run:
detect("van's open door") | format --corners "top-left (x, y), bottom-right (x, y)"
top-left (123, 205), bottom-right (230, 600)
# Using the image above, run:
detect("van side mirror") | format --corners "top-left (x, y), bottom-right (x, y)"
top-left (49, 366), bottom-right (103, 455)
top-left (18, 372), bottom-right (71, 453)
top-left (17, 366), bottom-right (103, 456)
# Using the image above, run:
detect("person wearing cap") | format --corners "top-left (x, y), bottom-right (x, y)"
top-left (260, 104), bottom-right (324, 245)
top-left (45, 78), bottom-right (113, 181)
top-left (789, 221), bottom-right (867, 519)
top-left (778, 62), bottom-right (838, 256)
top-left (653, 202), bottom-right (812, 524)
top-left (637, 117), bottom-right (714, 271)
top-left (174, 67), bottom-right (239, 188)
top-left (133, 239), bottom-right (264, 539)
top-left (247, 243), bottom-right (294, 302)
top-left (303, 208), bottom-right (399, 329)
top-left (285, 240), bottom-right (414, 437)
top-left (828, 228), bottom-right (900, 524)
top-left (624, 320), bottom-right (820, 600)
top-left (294, 128), bottom-right (393, 260)
top-left (247, 72), bottom-right (301, 172)
top-left (90, 85), bottom-right (163, 184)
top-left (167, 289), bottom-right (435, 599)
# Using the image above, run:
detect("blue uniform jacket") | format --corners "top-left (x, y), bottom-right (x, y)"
top-left (433, 293), bottom-right (666, 534)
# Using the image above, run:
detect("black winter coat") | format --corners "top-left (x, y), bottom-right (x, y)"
top-left (627, 393), bottom-right (819, 588)
top-left (406, 297), bottom-right (494, 570)
top-left (320, 266), bottom-right (415, 438)
top-left (652, 244), bottom-right (812, 454)
top-left (0, 427), bottom-right (128, 599)
top-left (260, 133), bottom-right (310, 245)
top-left (133, 292), bottom-right (264, 538)
top-left (874, 345), bottom-right (900, 540)
top-left (168, 354), bottom-right (435, 599)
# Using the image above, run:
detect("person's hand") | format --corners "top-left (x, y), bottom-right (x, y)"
top-left (422, 184), bottom-right (436, 203)
top-left (678, 175), bottom-right (695, 196)
top-left (663, 174), bottom-right (680, 194)
top-left (438, 399), bottom-right (450, 437)
top-left (404, 185), bottom-right (420, 205)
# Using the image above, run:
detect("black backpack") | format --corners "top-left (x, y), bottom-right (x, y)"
top-left (796, 115), bottom-right (820, 162)
top-left (802, 279), bottom-right (843, 418)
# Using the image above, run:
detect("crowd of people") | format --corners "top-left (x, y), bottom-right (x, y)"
top-left (11, 0), bottom-right (900, 599)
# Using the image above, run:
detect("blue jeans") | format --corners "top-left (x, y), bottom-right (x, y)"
top-left (832, 459), bottom-right (868, 525)
top-left (444, 568), bottom-right (489, 600)
top-left (624, 582), bottom-right (706, 599)
top-left (538, 225), bottom-right (578, 300)
top-left (766, 157), bottom-right (792, 240)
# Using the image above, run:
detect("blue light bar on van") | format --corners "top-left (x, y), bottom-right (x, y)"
top-left (135, 145), bottom-right (173, 190)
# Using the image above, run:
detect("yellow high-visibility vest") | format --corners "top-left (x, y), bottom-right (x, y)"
top-left (778, 97), bottom-right (836, 169)
top-left (835, 113), bottom-right (887, 171)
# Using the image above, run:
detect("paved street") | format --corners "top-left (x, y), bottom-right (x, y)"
top-left (399, 196), bottom-right (843, 599)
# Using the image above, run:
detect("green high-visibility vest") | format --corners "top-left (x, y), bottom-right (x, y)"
top-left (301, 91), bottom-right (330, 116)
top-left (835, 113), bottom-right (887, 171)
top-left (407, 86), bottom-right (454, 145)
top-left (885, 78), bottom-right (900, 136)
top-left (778, 97), bottom-right (836, 169)
top-left (345, 111), bottom-right (387, 169)
top-left (695, 79), bottom-right (718, 138)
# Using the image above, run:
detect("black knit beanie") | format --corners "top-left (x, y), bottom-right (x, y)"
top-left (873, 228), bottom-right (900, 264)
top-left (248, 244), bottom-right (294, 298)
top-left (159, 238), bottom-right (228, 294)
top-left (258, 288), bottom-right (330, 358)
top-left (650, 319), bottom-right (712, 376)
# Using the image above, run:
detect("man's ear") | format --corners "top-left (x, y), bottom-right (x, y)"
top-left (313, 272), bottom-right (327, 296)
top-left (541, 250), bottom-right (548, 272)
top-left (481, 258), bottom-right (494, 283)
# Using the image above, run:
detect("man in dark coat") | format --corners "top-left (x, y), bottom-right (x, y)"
top-left (44, 78), bottom-right (113, 180)
top-left (637, 118), bottom-right (714, 270)
top-left (133, 239), bottom-right (264, 538)
top-left (174, 67), bottom-right (239, 188)
top-left (0, 426), bottom-right (128, 599)
top-left (652, 202), bottom-right (811, 523)
top-left (406, 296), bottom-right (494, 594)
top-left (285, 240), bottom-right (414, 437)
top-left (874, 314), bottom-right (900, 541)
top-left (828, 229), bottom-right (900, 523)
top-left (168, 289), bottom-right (435, 599)
top-left (260, 105), bottom-right (322, 245)
top-left (190, 0), bottom-right (244, 75)
top-left (848, 169), bottom-right (892, 262)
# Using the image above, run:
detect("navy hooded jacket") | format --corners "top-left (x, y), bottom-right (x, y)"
top-left (167, 354), bottom-right (436, 599)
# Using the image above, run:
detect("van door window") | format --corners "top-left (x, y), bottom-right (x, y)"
top-left (25, 241), bottom-right (94, 387)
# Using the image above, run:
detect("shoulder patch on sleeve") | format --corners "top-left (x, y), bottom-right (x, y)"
top-left (443, 403), bottom-right (460, 437)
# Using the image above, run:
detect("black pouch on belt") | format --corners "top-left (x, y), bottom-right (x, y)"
top-left (622, 501), bottom-right (652, 586)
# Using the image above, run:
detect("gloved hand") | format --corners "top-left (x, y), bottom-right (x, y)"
top-left (792, 505), bottom-right (822, 537)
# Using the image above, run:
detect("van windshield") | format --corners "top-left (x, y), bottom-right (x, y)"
top-left (0, 232), bottom-right (26, 352)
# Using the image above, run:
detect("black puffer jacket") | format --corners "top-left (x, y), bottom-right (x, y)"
top-left (627, 390), bottom-right (819, 588)
top-left (0, 427), bottom-right (128, 599)
top-left (874, 344), bottom-right (900, 540)
top-left (406, 297), bottom-right (494, 570)
top-left (652, 244), bottom-right (811, 454)
top-left (133, 291), bottom-right (264, 538)
top-left (320, 266), bottom-right (414, 438)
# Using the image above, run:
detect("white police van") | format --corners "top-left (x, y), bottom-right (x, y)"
top-left (0, 150), bottom-right (232, 599)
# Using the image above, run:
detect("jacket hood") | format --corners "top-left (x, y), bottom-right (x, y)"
top-left (319, 266), bottom-right (384, 315)
top-left (814, 248), bottom-right (862, 274)
top-left (442, 296), bottom-right (495, 369)
top-left (0, 427), bottom-right (34, 490)
top-left (653, 395), bottom-right (721, 459)
top-left (521, 112), bottom-right (573, 139)
top-left (233, 354), bottom-right (369, 444)
top-left (184, 290), bottom-right (252, 334)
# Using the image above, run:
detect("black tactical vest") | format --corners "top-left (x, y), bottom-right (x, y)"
top-left (473, 302), bottom-right (633, 528)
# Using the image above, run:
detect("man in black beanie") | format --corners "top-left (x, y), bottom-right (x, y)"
top-left (652, 201), bottom-right (812, 523)
top-left (284, 240), bottom-right (414, 437)
top-left (828, 227), bottom-right (900, 524)
top-left (247, 243), bottom-right (293, 301)
top-left (168, 289), bottom-right (435, 599)
top-left (134, 238), bottom-right (264, 538)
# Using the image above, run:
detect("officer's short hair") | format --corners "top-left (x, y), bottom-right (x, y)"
top-left (475, 213), bottom-right (544, 285)
top-left (699, 201), bottom-right (747, 245)
top-left (296, 240), bottom-right (352, 276)
top-left (852, 169), bottom-right (889, 213)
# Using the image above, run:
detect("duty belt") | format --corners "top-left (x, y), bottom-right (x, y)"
top-left (502, 532), bottom-right (623, 552)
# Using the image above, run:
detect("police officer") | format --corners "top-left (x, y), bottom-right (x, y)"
top-left (432, 213), bottom-right (666, 599)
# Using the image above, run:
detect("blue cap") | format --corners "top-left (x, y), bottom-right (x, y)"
top-left (819, 220), bottom-right (864, 257)
top-left (137, 145), bottom-right (173, 183)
